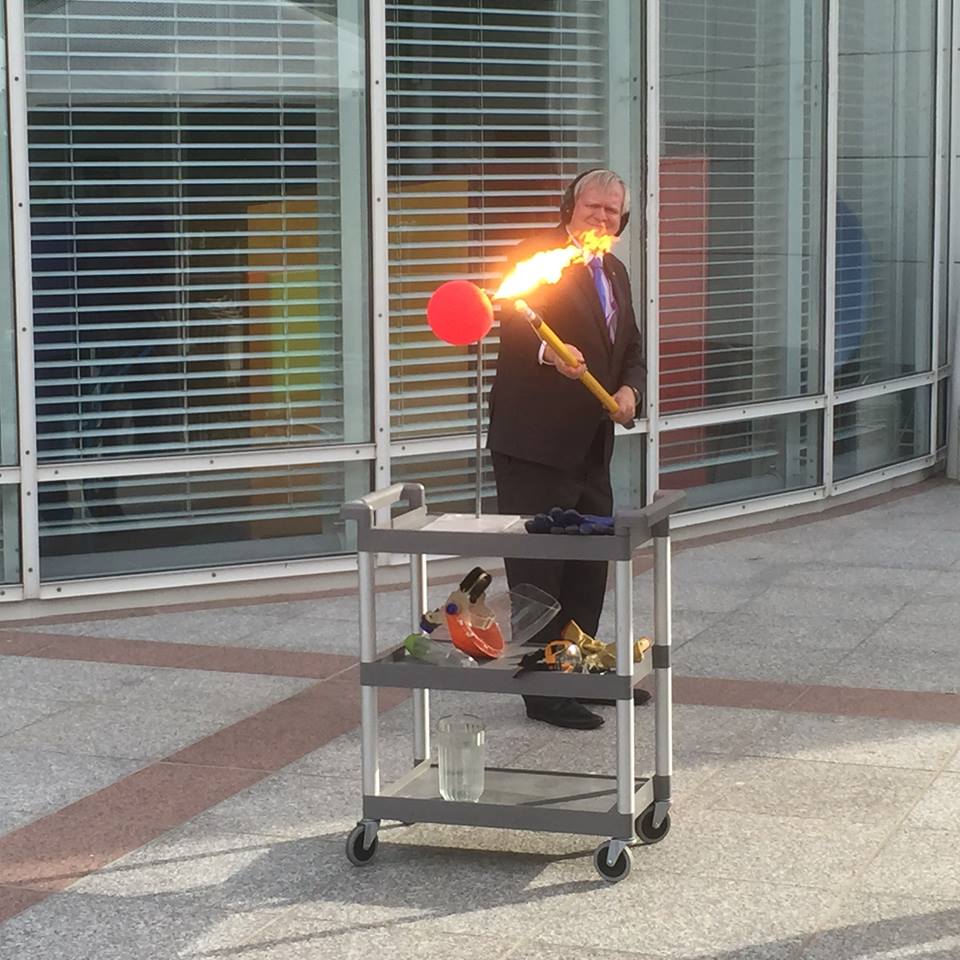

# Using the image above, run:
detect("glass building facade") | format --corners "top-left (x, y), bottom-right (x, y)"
top-left (0, 0), bottom-right (956, 607)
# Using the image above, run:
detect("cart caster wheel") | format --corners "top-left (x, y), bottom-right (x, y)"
top-left (593, 841), bottom-right (633, 883)
top-left (345, 823), bottom-right (379, 866)
top-left (635, 805), bottom-right (671, 844)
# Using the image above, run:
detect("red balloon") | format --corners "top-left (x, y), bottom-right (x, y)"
top-left (426, 280), bottom-right (494, 345)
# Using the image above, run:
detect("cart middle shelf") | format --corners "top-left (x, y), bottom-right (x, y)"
top-left (362, 642), bottom-right (652, 698)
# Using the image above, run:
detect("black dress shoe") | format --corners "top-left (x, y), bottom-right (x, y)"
top-left (524, 696), bottom-right (604, 730)
top-left (576, 688), bottom-right (653, 707)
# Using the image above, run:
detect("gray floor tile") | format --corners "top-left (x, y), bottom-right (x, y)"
top-left (633, 581), bottom-right (759, 615)
top-left (715, 709), bottom-right (960, 769)
top-left (0, 890), bottom-right (279, 960)
top-left (817, 535), bottom-right (960, 571)
top-left (508, 945), bottom-right (665, 960)
top-left (771, 563), bottom-right (936, 593)
top-left (213, 914), bottom-right (520, 960)
top-left (0, 696), bottom-right (73, 736)
top-left (888, 595), bottom-right (960, 628)
top-left (678, 608), bottom-right (877, 652)
top-left (706, 756), bottom-right (935, 823)
top-left (107, 666), bottom-right (314, 716)
top-left (597, 608), bottom-right (720, 646)
top-left (0, 702), bottom-right (232, 761)
top-left (911, 772), bottom-right (960, 833)
top-left (673, 637), bottom-right (846, 684)
top-left (191, 773), bottom-right (365, 839)
top-left (19, 607), bottom-right (295, 645)
top-left (739, 585), bottom-right (913, 621)
top-left (856, 826), bottom-right (960, 899)
top-left (820, 647), bottom-right (960, 694)
top-left (0, 657), bottom-right (153, 704)
top-left (801, 893), bottom-right (960, 960)
top-left (0, 748), bottom-right (142, 820)
top-left (524, 869), bottom-right (838, 959)
top-left (667, 552), bottom-right (785, 587)
top-left (854, 620), bottom-right (960, 655)
top-left (624, 806), bottom-right (890, 887)
top-left (240, 613), bottom-right (407, 655)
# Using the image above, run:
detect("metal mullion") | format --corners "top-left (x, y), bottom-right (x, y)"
top-left (657, 395), bottom-right (826, 433)
top-left (833, 371), bottom-right (937, 407)
top-left (831, 454), bottom-right (938, 497)
top-left (671, 486), bottom-right (827, 530)
top-left (35, 443), bottom-right (376, 483)
top-left (5, 0), bottom-right (39, 597)
top-left (822, 0), bottom-right (839, 495)
top-left (948, 0), bottom-right (960, 479)
top-left (369, 0), bottom-right (391, 503)
top-left (35, 554), bottom-right (360, 601)
top-left (0, 468), bottom-right (21, 484)
top-left (928, 0), bottom-right (948, 459)
top-left (644, 0), bottom-right (660, 501)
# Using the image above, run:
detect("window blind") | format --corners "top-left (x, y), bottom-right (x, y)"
top-left (660, 0), bottom-right (823, 413)
top-left (385, 0), bottom-right (609, 439)
top-left (835, 0), bottom-right (936, 392)
top-left (26, 0), bottom-right (363, 462)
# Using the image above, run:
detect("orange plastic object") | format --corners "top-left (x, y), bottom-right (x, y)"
top-left (444, 592), bottom-right (505, 660)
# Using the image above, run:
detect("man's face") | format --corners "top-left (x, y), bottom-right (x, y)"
top-left (567, 181), bottom-right (625, 239)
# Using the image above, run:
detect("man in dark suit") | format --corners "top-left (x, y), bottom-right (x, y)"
top-left (487, 169), bottom-right (647, 729)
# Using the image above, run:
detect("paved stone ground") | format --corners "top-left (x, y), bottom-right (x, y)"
top-left (1, 479), bottom-right (960, 959)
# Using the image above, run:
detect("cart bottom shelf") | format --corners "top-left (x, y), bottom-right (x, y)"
top-left (364, 763), bottom-right (653, 837)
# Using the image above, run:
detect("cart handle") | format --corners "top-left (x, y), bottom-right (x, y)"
top-left (615, 489), bottom-right (687, 539)
top-left (341, 482), bottom-right (426, 530)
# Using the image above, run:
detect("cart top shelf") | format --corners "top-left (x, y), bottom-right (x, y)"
top-left (342, 483), bottom-right (685, 560)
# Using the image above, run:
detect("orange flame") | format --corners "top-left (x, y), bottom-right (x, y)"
top-left (492, 229), bottom-right (615, 301)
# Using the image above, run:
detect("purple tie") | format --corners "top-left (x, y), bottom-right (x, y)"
top-left (589, 257), bottom-right (617, 342)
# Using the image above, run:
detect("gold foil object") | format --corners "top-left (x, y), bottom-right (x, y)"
top-left (560, 620), bottom-right (650, 671)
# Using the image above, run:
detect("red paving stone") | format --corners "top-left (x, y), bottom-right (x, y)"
top-left (672, 675), bottom-right (809, 712)
top-left (0, 631), bottom-right (355, 679)
top-left (168, 680), bottom-right (408, 770)
top-left (0, 762), bottom-right (265, 892)
top-left (0, 633), bottom-right (54, 657)
top-left (789, 683), bottom-right (960, 724)
top-left (0, 676), bottom-right (411, 922)
top-left (0, 887), bottom-right (47, 924)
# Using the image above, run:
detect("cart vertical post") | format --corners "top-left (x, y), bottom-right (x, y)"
top-left (614, 558), bottom-right (636, 817)
top-left (410, 553), bottom-right (430, 763)
top-left (652, 521), bottom-right (673, 829)
top-left (358, 548), bottom-right (380, 798)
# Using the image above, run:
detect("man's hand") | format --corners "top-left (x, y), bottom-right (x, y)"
top-left (543, 343), bottom-right (586, 380)
top-left (609, 385), bottom-right (637, 424)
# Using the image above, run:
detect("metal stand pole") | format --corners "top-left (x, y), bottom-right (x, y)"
top-left (474, 338), bottom-right (483, 518)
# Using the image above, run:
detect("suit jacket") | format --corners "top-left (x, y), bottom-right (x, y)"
top-left (487, 226), bottom-right (646, 469)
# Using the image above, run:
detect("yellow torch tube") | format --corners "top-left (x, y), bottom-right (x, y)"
top-left (514, 299), bottom-right (620, 415)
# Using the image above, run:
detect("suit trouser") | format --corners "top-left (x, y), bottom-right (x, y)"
top-left (490, 423), bottom-right (613, 645)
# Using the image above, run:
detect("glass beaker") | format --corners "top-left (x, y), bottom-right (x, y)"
top-left (436, 714), bottom-right (485, 802)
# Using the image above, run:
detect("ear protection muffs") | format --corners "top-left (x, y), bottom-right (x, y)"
top-left (559, 168), bottom-right (630, 237)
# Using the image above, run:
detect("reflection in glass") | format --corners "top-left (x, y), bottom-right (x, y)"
top-left (386, 1), bottom-right (614, 438)
top-left (27, 1), bottom-right (369, 461)
top-left (0, 486), bottom-right (19, 584)
top-left (936, 378), bottom-right (947, 451)
top-left (833, 386), bottom-right (931, 481)
top-left (836, 0), bottom-right (936, 388)
top-left (659, 411), bottom-right (822, 510)
top-left (660, 0), bottom-right (824, 411)
top-left (392, 451), bottom-right (496, 514)
top-left (38, 461), bottom-right (370, 580)
top-left (0, 0), bottom-right (17, 467)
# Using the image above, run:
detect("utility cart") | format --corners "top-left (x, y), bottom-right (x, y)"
top-left (340, 482), bottom-right (685, 882)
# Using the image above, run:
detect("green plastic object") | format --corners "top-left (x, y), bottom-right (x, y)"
top-left (403, 633), bottom-right (477, 667)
